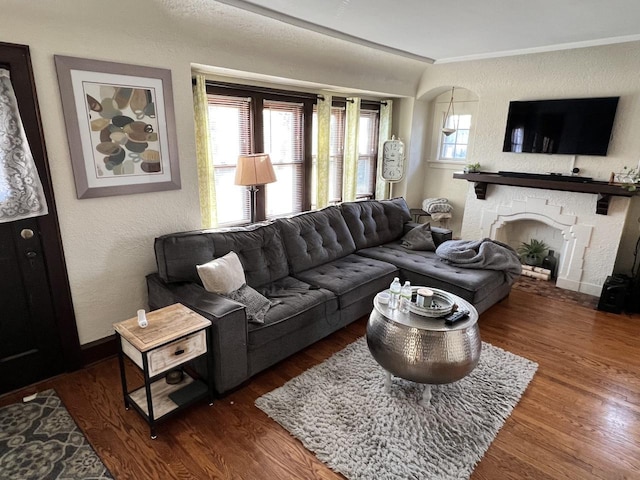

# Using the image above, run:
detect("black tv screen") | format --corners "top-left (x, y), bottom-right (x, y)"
top-left (502, 97), bottom-right (619, 156)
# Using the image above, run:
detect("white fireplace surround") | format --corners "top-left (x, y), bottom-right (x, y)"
top-left (480, 197), bottom-right (593, 292)
top-left (461, 185), bottom-right (631, 297)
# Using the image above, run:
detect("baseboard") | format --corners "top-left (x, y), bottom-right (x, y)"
top-left (81, 334), bottom-right (118, 366)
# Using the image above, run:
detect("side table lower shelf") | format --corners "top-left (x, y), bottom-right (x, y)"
top-left (127, 373), bottom-right (209, 419)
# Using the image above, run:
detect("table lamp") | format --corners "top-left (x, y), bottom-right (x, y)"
top-left (234, 153), bottom-right (277, 223)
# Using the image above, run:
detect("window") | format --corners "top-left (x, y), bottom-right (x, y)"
top-left (205, 83), bottom-right (314, 225)
top-left (207, 95), bottom-right (252, 226)
top-left (311, 102), bottom-right (380, 204)
top-left (263, 100), bottom-right (304, 218)
top-left (431, 88), bottom-right (479, 164)
top-left (328, 106), bottom-right (346, 203)
top-left (205, 83), bottom-right (382, 224)
top-left (439, 114), bottom-right (472, 160)
top-left (357, 109), bottom-right (380, 198)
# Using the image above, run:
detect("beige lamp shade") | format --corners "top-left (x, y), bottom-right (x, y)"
top-left (234, 153), bottom-right (277, 186)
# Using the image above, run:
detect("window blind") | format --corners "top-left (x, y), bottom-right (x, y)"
top-left (263, 100), bottom-right (305, 218)
top-left (357, 109), bottom-right (380, 198)
top-left (207, 94), bottom-right (252, 225)
top-left (329, 106), bottom-right (346, 204)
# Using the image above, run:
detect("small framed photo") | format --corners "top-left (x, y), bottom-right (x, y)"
top-left (54, 55), bottom-right (181, 198)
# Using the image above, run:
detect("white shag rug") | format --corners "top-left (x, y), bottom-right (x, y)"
top-left (255, 337), bottom-right (538, 480)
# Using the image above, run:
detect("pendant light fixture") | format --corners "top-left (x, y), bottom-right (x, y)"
top-left (442, 87), bottom-right (457, 136)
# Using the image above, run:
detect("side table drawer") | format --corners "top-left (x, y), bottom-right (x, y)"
top-left (148, 330), bottom-right (207, 377)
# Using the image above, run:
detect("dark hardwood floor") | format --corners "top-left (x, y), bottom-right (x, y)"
top-left (2, 289), bottom-right (639, 479)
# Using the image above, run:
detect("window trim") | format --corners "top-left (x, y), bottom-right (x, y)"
top-left (430, 96), bottom-right (478, 164)
top-left (201, 79), bottom-right (386, 220)
top-left (205, 83), bottom-right (315, 222)
top-left (312, 99), bottom-right (381, 204)
top-left (206, 94), bottom-right (253, 226)
top-left (438, 113), bottom-right (472, 161)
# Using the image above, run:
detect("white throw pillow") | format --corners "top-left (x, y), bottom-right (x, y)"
top-left (196, 251), bottom-right (246, 294)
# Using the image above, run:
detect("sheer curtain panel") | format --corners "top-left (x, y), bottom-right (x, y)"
top-left (315, 93), bottom-right (331, 209)
top-left (342, 97), bottom-right (360, 202)
top-left (193, 74), bottom-right (217, 228)
top-left (376, 99), bottom-right (393, 200)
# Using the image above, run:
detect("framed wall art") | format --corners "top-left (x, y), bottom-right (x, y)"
top-left (54, 55), bottom-right (181, 198)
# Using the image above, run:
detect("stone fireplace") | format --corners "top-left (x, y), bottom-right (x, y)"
top-left (460, 185), bottom-right (632, 296)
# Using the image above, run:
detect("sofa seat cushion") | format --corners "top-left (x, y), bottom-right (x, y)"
top-left (276, 206), bottom-right (356, 274)
top-left (357, 243), bottom-right (506, 304)
top-left (293, 254), bottom-right (398, 309)
top-left (248, 276), bottom-right (338, 349)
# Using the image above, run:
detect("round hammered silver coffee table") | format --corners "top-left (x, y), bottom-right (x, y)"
top-left (366, 287), bottom-right (481, 406)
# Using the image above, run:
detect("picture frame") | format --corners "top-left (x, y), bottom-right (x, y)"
top-left (54, 55), bottom-right (181, 198)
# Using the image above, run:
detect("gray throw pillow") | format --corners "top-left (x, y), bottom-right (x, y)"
top-left (401, 223), bottom-right (436, 251)
top-left (225, 284), bottom-right (271, 324)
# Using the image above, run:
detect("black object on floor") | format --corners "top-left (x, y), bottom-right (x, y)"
top-left (597, 274), bottom-right (630, 314)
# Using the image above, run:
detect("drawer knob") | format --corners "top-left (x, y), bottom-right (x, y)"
top-left (174, 349), bottom-right (185, 356)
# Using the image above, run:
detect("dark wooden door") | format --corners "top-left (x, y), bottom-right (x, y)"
top-left (0, 42), bottom-right (81, 395)
top-left (0, 219), bottom-right (65, 392)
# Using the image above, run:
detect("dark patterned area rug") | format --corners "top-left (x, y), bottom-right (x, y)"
top-left (0, 389), bottom-right (112, 480)
top-left (512, 275), bottom-right (598, 309)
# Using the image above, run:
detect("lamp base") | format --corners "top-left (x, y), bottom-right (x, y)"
top-left (247, 185), bottom-right (258, 224)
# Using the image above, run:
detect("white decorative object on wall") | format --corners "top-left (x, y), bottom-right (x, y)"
top-left (0, 68), bottom-right (48, 223)
top-left (381, 135), bottom-right (405, 182)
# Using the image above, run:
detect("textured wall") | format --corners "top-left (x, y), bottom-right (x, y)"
top-left (416, 42), bottom-right (640, 278)
top-left (1, 0), bottom-right (426, 344)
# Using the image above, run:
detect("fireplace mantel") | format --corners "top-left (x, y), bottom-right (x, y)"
top-left (453, 172), bottom-right (637, 215)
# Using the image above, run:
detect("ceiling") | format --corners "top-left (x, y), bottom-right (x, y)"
top-left (215, 0), bottom-right (640, 63)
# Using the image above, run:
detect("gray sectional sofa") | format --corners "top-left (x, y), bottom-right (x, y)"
top-left (147, 198), bottom-right (513, 395)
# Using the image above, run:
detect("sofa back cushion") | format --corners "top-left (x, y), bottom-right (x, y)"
top-left (276, 206), bottom-right (356, 274)
top-left (155, 222), bottom-right (289, 288)
top-left (340, 197), bottom-right (412, 249)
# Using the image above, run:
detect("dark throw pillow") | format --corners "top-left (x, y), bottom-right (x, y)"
top-left (401, 222), bottom-right (436, 251)
top-left (225, 284), bottom-right (271, 324)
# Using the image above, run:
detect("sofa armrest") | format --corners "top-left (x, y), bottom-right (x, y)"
top-left (403, 222), bottom-right (452, 247)
top-left (146, 273), bottom-right (249, 395)
top-left (431, 226), bottom-right (453, 246)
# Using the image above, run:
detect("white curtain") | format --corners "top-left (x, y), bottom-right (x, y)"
top-left (342, 97), bottom-right (360, 202)
top-left (0, 68), bottom-right (48, 222)
top-left (376, 99), bottom-right (393, 200)
top-left (315, 93), bottom-right (332, 209)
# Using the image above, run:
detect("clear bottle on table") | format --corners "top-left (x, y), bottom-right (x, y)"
top-left (399, 281), bottom-right (412, 313)
top-left (389, 277), bottom-right (401, 309)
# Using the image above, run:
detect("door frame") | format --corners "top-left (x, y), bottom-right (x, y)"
top-left (1, 41), bottom-right (82, 373)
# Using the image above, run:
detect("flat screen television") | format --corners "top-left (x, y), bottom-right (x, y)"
top-left (502, 97), bottom-right (619, 156)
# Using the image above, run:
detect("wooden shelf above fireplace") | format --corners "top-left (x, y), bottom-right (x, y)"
top-left (452, 172), bottom-right (638, 215)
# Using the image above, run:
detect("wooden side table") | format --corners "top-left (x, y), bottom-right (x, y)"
top-left (409, 208), bottom-right (431, 223)
top-left (114, 303), bottom-right (214, 439)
